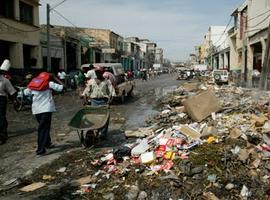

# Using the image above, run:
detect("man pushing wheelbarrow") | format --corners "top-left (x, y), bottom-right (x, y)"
top-left (69, 66), bottom-right (115, 147)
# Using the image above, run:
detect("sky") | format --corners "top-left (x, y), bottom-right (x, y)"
top-left (39, 0), bottom-right (243, 62)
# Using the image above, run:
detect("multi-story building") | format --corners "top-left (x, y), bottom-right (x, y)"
top-left (140, 40), bottom-right (156, 69)
top-left (122, 37), bottom-right (141, 71)
top-left (155, 48), bottom-right (163, 64)
top-left (227, 0), bottom-right (269, 86)
top-left (82, 28), bottom-right (123, 63)
top-left (40, 32), bottom-right (65, 73)
top-left (205, 26), bottom-right (229, 70)
top-left (246, 0), bottom-right (270, 86)
top-left (227, 2), bottom-right (248, 85)
top-left (0, 0), bottom-right (41, 73)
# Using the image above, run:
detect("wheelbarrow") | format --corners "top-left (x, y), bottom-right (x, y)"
top-left (68, 106), bottom-right (110, 147)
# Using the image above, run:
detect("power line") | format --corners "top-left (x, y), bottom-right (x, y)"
top-left (248, 9), bottom-right (270, 22)
top-left (51, 8), bottom-right (78, 29)
top-left (212, 16), bottom-right (233, 46)
top-left (248, 13), bottom-right (270, 28)
top-left (51, 8), bottom-right (107, 47)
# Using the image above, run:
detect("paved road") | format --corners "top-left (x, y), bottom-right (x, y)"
top-left (0, 74), bottom-right (180, 188)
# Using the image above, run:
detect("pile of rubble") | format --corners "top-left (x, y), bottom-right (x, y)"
top-left (5, 80), bottom-right (270, 199)
top-left (82, 80), bottom-right (270, 199)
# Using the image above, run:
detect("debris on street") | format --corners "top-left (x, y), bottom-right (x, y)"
top-left (3, 79), bottom-right (270, 199)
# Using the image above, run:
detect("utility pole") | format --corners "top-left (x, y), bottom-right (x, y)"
top-left (259, 21), bottom-right (270, 90)
top-left (46, 1), bottom-right (67, 72)
top-left (46, 4), bottom-right (51, 72)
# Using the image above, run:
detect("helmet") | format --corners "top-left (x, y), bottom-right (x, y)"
top-left (95, 66), bottom-right (105, 74)
top-left (0, 59), bottom-right (11, 72)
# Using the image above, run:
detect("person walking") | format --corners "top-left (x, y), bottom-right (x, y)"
top-left (82, 66), bottom-right (114, 139)
top-left (85, 64), bottom-right (97, 80)
top-left (0, 60), bottom-right (16, 144)
top-left (24, 72), bottom-right (63, 155)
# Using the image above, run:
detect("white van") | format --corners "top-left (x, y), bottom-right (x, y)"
top-left (212, 70), bottom-right (229, 84)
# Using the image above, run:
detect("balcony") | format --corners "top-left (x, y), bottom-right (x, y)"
top-left (228, 26), bottom-right (237, 38)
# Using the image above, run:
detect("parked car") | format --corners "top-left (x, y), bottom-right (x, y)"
top-left (94, 63), bottom-right (135, 103)
top-left (212, 70), bottom-right (229, 84)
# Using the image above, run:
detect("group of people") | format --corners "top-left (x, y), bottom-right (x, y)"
top-left (0, 59), bottom-right (64, 156)
top-left (78, 64), bottom-right (115, 139)
top-left (0, 61), bottom-right (116, 156)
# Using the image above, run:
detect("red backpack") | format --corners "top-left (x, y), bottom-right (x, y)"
top-left (27, 72), bottom-right (50, 91)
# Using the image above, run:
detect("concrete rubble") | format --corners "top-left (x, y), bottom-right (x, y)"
top-left (3, 80), bottom-right (270, 199)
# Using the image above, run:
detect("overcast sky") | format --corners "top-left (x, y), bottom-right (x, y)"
top-left (39, 0), bottom-right (243, 61)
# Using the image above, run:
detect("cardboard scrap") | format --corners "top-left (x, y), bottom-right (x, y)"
top-left (238, 149), bottom-right (251, 161)
top-left (125, 128), bottom-right (152, 138)
top-left (251, 114), bottom-right (268, 127)
top-left (230, 128), bottom-right (242, 139)
top-left (203, 192), bottom-right (220, 200)
top-left (183, 90), bottom-right (221, 122)
top-left (76, 176), bottom-right (92, 185)
top-left (182, 82), bottom-right (199, 92)
top-left (20, 182), bottom-right (46, 192)
top-left (179, 125), bottom-right (200, 140)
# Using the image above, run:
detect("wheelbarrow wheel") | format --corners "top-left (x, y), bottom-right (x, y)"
top-left (83, 130), bottom-right (95, 148)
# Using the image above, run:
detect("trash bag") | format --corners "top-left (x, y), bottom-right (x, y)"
top-left (113, 146), bottom-right (131, 162)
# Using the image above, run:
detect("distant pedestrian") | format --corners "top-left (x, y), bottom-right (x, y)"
top-left (25, 72), bottom-right (63, 155)
top-left (85, 64), bottom-right (97, 80)
top-left (0, 60), bottom-right (16, 144)
top-left (127, 70), bottom-right (133, 80)
top-left (103, 68), bottom-right (117, 89)
top-left (57, 69), bottom-right (66, 81)
top-left (77, 66), bottom-right (88, 97)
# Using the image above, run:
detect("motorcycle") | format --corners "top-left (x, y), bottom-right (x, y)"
top-left (14, 86), bottom-right (32, 111)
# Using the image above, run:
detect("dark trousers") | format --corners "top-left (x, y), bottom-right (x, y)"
top-left (35, 112), bottom-right (52, 154)
top-left (91, 98), bottom-right (109, 138)
top-left (0, 96), bottom-right (8, 142)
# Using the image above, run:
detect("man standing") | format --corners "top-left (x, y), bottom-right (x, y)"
top-left (82, 66), bottom-right (114, 138)
top-left (0, 60), bottom-right (16, 144)
top-left (25, 72), bottom-right (63, 155)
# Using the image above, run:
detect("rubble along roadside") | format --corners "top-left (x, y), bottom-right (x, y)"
top-left (1, 79), bottom-right (270, 200)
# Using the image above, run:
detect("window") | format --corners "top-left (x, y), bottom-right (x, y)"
top-left (0, 0), bottom-right (14, 18)
top-left (20, 1), bottom-right (33, 25)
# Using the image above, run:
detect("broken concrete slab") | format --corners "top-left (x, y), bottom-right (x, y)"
top-left (183, 90), bottom-right (221, 122)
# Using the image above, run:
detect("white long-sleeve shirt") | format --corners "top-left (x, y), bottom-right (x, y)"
top-left (24, 82), bottom-right (63, 115)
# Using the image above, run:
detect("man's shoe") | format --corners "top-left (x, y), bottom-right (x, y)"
top-left (36, 150), bottom-right (47, 156)
top-left (46, 144), bottom-right (56, 149)
top-left (0, 135), bottom-right (7, 144)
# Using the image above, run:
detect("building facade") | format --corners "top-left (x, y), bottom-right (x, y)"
top-left (0, 0), bottom-right (41, 73)
top-left (83, 28), bottom-right (123, 63)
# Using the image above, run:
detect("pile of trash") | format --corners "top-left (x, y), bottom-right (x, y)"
top-left (5, 80), bottom-right (270, 199)
top-left (79, 80), bottom-right (270, 199)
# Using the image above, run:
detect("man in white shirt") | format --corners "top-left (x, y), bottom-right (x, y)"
top-left (24, 72), bottom-right (63, 155)
top-left (85, 64), bottom-right (97, 80)
top-left (0, 60), bottom-right (16, 144)
top-left (57, 69), bottom-right (66, 81)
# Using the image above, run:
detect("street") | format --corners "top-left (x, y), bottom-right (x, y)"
top-left (0, 74), bottom-right (179, 198)
top-left (1, 0), bottom-right (270, 199)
